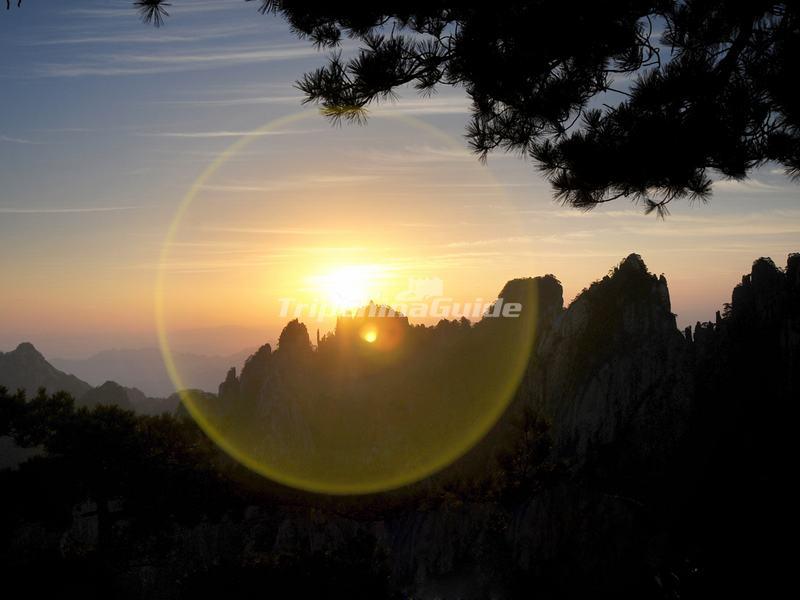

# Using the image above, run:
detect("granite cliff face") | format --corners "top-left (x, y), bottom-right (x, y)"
top-left (530, 254), bottom-right (691, 468)
top-left (2, 254), bottom-right (797, 598)
top-left (201, 253), bottom-right (796, 597)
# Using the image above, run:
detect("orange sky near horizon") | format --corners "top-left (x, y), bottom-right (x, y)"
top-left (3, 109), bottom-right (798, 358)
top-left (2, 6), bottom-right (798, 359)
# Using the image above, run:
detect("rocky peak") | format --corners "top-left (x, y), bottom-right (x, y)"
top-left (553, 254), bottom-right (676, 345)
top-left (242, 345), bottom-right (271, 375)
top-left (751, 256), bottom-right (781, 282)
top-left (218, 367), bottom-right (239, 401)
top-left (0, 342), bottom-right (91, 398)
top-left (499, 275), bottom-right (564, 327)
top-left (787, 253), bottom-right (800, 291)
top-left (277, 320), bottom-right (313, 358)
top-left (240, 343), bottom-right (273, 400)
top-left (12, 342), bottom-right (46, 361)
top-left (729, 255), bottom-right (794, 326)
top-left (532, 254), bottom-right (687, 465)
top-left (618, 252), bottom-right (647, 272)
top-left (79, 380), bottom-right (135, 410)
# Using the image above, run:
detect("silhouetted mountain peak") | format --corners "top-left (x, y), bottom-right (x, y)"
top-left (277, 319), bottom-right (313, 361)
top-left (728, 254), bottom-right (799, 327)
top-left (0, 342), bottom-right (91, 398)
top-left (97, 380), bottom-right (125, 392)
top-left (556, 254), bottom-right (676, 345)
top-left (12, 342), bottom-right (45, 361)
top-left (219, 367), bottom-right (239, 400)
top-left (619, 252), bottom-right (647, 272)
top-left (788, 253), bottom-right (800, 289)
top-left (499, 275), bottom-right (564, 323)
top-left (242, 343), bottom-right (272, 375)
top-left (239, 343), bottom-right (272, 399)
top-left (751, 256), bottom-right (782, 288)
top-left (80, 380), bottom-right (135, 410)
top-left (576, 254), bottom-right (670, 313)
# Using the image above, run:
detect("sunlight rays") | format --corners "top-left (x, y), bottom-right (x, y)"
top-left (308, 264), bottom-right (387, 312)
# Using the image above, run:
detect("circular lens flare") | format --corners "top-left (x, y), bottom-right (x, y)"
top-left (155, 110), bottom-right (539, 495)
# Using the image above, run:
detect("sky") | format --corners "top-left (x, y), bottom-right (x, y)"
top-left (1, 0), bottom-right (798, 359)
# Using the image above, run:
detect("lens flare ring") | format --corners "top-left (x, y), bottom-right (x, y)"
top-left (155, 110), bottom-right (538, 495)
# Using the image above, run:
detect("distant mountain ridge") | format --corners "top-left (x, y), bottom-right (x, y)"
top-left (0, 344), bottom-right (181, 415)
top-left (1, 342), bottom-right (253, 415)
top-left (52, 346), bottom-right (254, 397)
top-left (0, 342), bottom-right (91, 399)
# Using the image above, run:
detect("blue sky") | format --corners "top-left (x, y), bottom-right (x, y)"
top-left (1, 1), bottom-right (798, 358)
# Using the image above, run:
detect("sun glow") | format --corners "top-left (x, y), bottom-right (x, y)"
top-left (310, 264), bottom-right (385, 311)
top-left (155, 111), bottom-right (538, 495)
top-left (361, 326), bottom-right (378, 343)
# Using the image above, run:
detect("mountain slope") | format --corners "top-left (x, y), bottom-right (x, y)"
top-left (0, 342), bottom-right (91, 398)
top-left (0, 344), bottom-right (180, 414)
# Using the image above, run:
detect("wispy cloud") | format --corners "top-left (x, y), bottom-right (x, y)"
top-left (198, 174), bottom-right (379, 193)
top-left (445, 236), bottom-right (534, 248)
top-left (537, 230), bottom-right (598, 244)
top-left (397, 222), bottom-right (441, 229)
top-left (59, 6), bottom-right (140, 19)
top-left (311, 174), bottom-right (379, 184)
top-left (352, 145), bottom-right (476, 165)
top-left (31, 127), bottom-right (94, 133)
top-left (26, 24), bottom-right (260, 46)
top-left (200, 226), bottom-right (354, 236)
top-left (199, 183), bottom-right (290, 193)
top-left (713, 178), bottom-right (785, 193)
top-left (414, 251), bottom-right (508, 269)
top-left (137, 254), bottom-right (296, 274)
top-left (627, 222), bottom-right (800, 238)
top-left (0, 134), bottom-right (38, 144)
top-left (139, 127), bottom-right (322, 139)
top-left (370, 95), bottom-right (471, 116)
top-left (560, 208), bottom-right (800, 238)
top-left (419, 181), bottom-right (533, 189)
top-left (0, 206), bottom-right (138, 214)
top-left (37, 43), bottom-right (321, 77)
top-left (154, 94), bottom-right (302, 107)
top-left (63, 1), bottom-right (243, 20)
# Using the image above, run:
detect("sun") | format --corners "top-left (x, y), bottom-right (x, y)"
top-left (361, 326), bottom-right (378, 343)
top-left (311, 265), bottom-right (383, 311)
